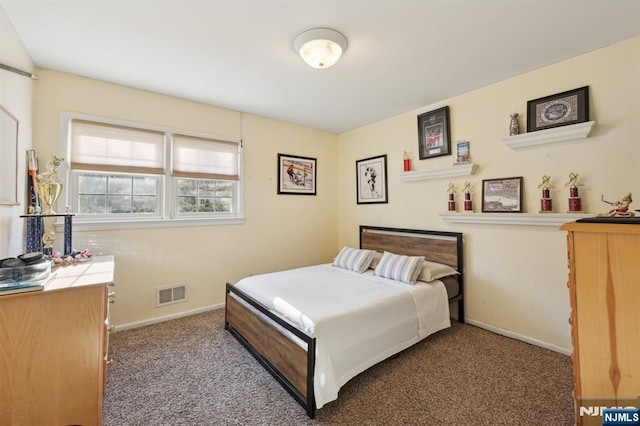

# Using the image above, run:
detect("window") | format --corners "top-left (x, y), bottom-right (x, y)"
top-left (62, 113), bottom-right (243, 228)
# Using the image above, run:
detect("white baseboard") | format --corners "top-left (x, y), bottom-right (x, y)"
top-left (113, 303), bottom-right (224, 332)
top-left (112, 306), bottom-right (573, 357)
top-left (464, 318), bottom-right (572, 356)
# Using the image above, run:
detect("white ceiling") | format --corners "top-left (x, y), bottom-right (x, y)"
top-left (2, 0), bottom-right (639, 134)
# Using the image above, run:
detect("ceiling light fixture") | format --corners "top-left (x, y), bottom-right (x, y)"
top-left (293, 28), bottom-right (348, 69)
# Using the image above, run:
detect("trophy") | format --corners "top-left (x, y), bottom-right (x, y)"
top-left (447, 182), bottom-right (457, 212)
top-left (462, 181), bottom-right (473, 212)
top-left (37, 155), bottom-right (64, 215)
top-left (565, 172), bottom-right (583, 213)
top-left (403, 151), bottom-right (411, 172)
top-left (538, 175), bottom-right (553, 213)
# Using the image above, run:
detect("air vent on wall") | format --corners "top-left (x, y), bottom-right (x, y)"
top-left (156, 284), bottom-right (187, 307)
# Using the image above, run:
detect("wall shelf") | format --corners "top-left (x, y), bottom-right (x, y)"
top-left (502, 121), bottom-right (596, 150)
top-left (439, 212), bottom-right (598, 227)
top-left (398, 163), bottom-right (476, 182)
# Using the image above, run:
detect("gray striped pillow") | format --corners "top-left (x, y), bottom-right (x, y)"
top-left (333, 247), bottom-right (375, 273)
top-left (374, 251), bottom-right (425, 284)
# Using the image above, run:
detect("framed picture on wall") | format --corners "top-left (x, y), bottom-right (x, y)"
top-left (417, 106), bottom-right (451, 160)
top-left (277, 153), bottom-right (317, 195)
top-left (0, 104), bottom-right (19, 205)
top-left (481, 176), bottom-right (523, 213)
top-left (526, 86), bottom-right (589, 132)
top-left (356, 154), bottom-right (388, 204)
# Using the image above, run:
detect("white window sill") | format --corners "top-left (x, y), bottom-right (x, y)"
top-left (56, 217), bottom-right (245, 232)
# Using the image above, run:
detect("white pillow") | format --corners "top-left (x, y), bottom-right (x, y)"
top-left (417, 260), bottom-right (459, 282)
top-left (333, 247), bottom-right (375, 273)
top-left (374, 251), bottom-right (425, 284)
top-left (369, 251), bottom-right (383, 270)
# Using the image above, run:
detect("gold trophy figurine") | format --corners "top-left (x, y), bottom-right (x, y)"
top-left (37, 155), bottom-right (65, 215)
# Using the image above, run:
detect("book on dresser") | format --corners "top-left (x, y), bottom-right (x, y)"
top-left (0, 272), bottom-right (57, 295)
top-left (0, 281), bottom-right (45, 295)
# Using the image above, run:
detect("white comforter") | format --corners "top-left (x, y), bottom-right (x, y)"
top-left (234, 264), bottom-right (451, 408)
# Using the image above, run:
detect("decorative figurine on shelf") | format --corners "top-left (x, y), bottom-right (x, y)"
top-left (42, 230), bottom-right (55, 257)
top-left (37, 155), bottom-right (65, 214)
top-left (565, 172), bottom-right (583, 213)
top-left (538, 175), bottom-right (553, 213)
top-left (403, 151), bottom-right (411, 172)
top-left (599, 193), bottom-right (635, 217)
top-left (447, 182), bottom-right (457, 212)
top-left (509, 113), bottom-right (520, 136)
top-left (462, 181), bottom-right (473, 212)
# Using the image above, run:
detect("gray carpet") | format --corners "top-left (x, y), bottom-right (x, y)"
top-left (103, 309), bottom-right (574, 425)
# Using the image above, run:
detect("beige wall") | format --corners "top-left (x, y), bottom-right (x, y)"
top-left (33, 70), bottom-right (339, 327)
top-left (0, 8), bottom-right (35, 258)
top-left (5, 6), bottom-right (639, 353)
top-left (338, 36), bottom-right (640, 352)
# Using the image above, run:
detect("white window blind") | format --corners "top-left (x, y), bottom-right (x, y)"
top-left (172, 134), bottom-right (239, 181)
top-left (70, 119), bottom-right (165, 174)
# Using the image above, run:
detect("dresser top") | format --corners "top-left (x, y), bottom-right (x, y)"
top-left (561, 221), bottom-right (640, 234)
top-left (46, 255), bottom-right (115, 291)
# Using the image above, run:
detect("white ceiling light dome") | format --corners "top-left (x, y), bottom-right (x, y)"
top-left (293, 28), bottom-right (348, 69)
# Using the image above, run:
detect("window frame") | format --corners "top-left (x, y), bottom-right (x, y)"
top-left (58, 112), bottom-right (244, 231)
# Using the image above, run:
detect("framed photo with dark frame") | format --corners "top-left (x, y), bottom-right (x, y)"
top-left (356, 154), bottom-right (388, 204)
top-left (417, 106), bottom-right (451, 160)
top-left (277, 153), bottom-right (317, 195)
top-left (482, 177), bottom-right (523, 213)
top-left (526, 86), bottom-right (589, 132)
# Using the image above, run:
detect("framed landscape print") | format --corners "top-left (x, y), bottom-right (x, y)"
top-left (482, 177), bottom-right (523, 213)
top-left (417, 106), bottom-right (451, 160)
top-left (526, 86), bottom-right (589, 132)
top-left (356, 154), bottom-right (388, 204)
top-left (277, 153), bottom-right (316, 195)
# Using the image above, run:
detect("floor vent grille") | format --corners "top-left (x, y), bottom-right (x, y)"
top-left (157, 284), bottom-right (187, 307)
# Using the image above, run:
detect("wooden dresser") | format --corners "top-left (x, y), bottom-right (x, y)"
top-left (561, 222), bottom-right (640, 425)
top-left (0, 255), bottom-right (115, 426)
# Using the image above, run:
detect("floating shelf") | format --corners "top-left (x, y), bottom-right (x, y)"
top-left (398, 163), bottom-right (476, 182)
top-left (502, 121), bottom-right (596, 150)
top-left (438, 212), bottom-right (598, 227)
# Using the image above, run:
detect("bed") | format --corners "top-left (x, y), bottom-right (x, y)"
top-left (224, 225), bottom-right (464, 418)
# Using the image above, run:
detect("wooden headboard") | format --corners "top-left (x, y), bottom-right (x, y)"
top-left (359, 225), bottom-right (465, 322)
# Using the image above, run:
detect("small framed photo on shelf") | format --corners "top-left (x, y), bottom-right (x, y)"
top-left (417, 106), bottom-right (451, 160)
top-left (277, 153), bottom-right (317, 195)
top-left (356, 154), bottom-right (388, 204)
top-left (481, 176), bottom-right (523, 213)
top-left (455, 140), bottom-right (470, 164)
top-left (526, 86), bottom-right (589, 132)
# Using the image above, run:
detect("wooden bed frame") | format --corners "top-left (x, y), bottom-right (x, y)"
top-left (224, 225), bottom-right (464, 418)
